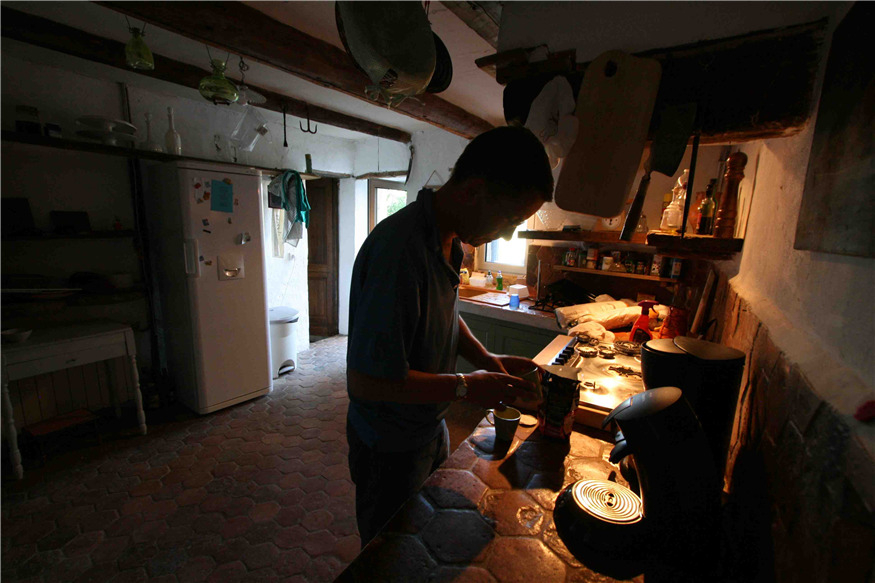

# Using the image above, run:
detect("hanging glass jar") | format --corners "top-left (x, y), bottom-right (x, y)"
top-left (199, 59), bottom-right (238, 105)
top-left (125, 28), bottom-right (154, 71)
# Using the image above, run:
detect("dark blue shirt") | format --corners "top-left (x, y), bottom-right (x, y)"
top-left (346, 189), bottom-right (463, 452)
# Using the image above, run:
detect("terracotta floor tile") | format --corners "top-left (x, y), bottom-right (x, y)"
top-left (0, 337), bottom-right (482, 582)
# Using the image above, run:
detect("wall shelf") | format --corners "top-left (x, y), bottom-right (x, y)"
top-left (2, 230), bottom-right (136, 242)
top-left (1, 131), bottom-right (321, 180)
top-left (519, 230), bottom-right (648, 245)
top-left (553, 265), bottom-right (676, 283)
top-left (520, 229), bottom-right (743, 259)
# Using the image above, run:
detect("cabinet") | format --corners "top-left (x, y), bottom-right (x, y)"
top-left (457, 312), bottom-right (558, 373)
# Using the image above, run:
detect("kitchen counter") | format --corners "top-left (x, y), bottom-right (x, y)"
top-left (336, 419), bottom-right (645, 583)
top-left (458, 285), bottom-right (560, 332)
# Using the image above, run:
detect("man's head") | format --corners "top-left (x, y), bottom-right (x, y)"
top-left (442, 126), bottom-right (554, 247)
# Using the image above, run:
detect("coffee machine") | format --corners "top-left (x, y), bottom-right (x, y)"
top-left (640, 336), bottom-right (746, 478)
top-left (554, 387), bottom-right (721, 579)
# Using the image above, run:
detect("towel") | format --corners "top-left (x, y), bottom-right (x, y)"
top-left (268, 171), bottom-right (311, 246)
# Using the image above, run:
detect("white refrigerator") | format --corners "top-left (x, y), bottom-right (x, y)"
top-left (146, 160), bottom-right (271, 414)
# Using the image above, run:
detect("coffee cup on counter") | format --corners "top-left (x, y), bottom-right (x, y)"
top-left (487, 406), bottom-right (521, 442)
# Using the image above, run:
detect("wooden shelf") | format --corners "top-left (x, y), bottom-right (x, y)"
top-left (2, 230), bottom-right (136, 242)
top-left (553, 265), bottom-right (676, 283)
top-left (519, 230), bottom-right (648, 245)
top-left (520, 229), bottom-right (744, 259)
top-left (645, 233), bottom-right (744, 257)
top-left (2, 131), bottom-right (321, 180)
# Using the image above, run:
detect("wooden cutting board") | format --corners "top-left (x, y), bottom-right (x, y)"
top-left (554, 50), bottom-right (662, 218)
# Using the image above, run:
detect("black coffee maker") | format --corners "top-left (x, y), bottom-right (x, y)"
top-left (554, 387), bottom-right (721, 579)
top-left (640, 336), bottom-right (746, 477)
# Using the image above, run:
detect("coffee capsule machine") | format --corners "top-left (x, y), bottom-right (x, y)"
top-left (640, 336), bottom-right (746, 480)
top-left (554, 387), bottom-right (721, 579)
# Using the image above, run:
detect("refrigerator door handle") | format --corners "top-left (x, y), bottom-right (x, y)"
top-left (183, 238), bottom-right (200, 278)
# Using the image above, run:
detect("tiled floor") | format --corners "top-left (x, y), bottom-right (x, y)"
top-left (2, 335), bottom-right (487, 583)
top-left (2, 336), bottom-right (360, 583)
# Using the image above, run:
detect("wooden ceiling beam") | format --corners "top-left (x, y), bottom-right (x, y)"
top-left (440, 1), bottom-right (501, 50)
top-left (1, 7), bottom-right (411, 143)
top-left (97, 1), bottom-right (493, 139)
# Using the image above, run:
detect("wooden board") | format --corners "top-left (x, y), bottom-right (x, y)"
top-left (555, 50), bottom-right (661, 218)
top-left (794, 2), bottom-right (874, 257)
top-left (466, 292), bottom-right (511, 307)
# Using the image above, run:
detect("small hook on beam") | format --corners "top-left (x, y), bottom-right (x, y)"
top-left (300, 103), bottom-right (317, 134)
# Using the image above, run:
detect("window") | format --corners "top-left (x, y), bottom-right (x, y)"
top-left (368, 179), bottom-right (407, 231)
top-left (475, 217), bottom-right (534, 274)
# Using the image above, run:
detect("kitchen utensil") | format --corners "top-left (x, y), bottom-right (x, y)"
top-left (75, 129), bottom-right (137, 147)
top-left (640, 337), bottom-right (745, 475)
top-left (486, 406), bottom-right (521, 442)
top-left (620, 102), bottom-right (697, 240)
top-left (555, 50), bottom-right (661, 218)
top-left (76, 116), bottom-right (136, 134)
top-left (520, 366), bottom-right (543, 402)
top-left (602, 386), bottom-right (721, 578)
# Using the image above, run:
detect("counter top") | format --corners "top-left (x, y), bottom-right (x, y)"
top-left (336, 418), bottom-right (645, 583)
top-left (458, 288), bottom-right (560, 332)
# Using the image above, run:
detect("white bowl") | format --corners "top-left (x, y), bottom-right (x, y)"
top-left (2, 328), bottom-right (32, 343)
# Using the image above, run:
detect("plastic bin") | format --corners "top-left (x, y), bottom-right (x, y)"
top-left (269, 307), bottom-right (299, 378)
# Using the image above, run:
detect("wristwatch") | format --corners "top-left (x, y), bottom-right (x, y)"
top-left (454, 373), bottom-right (469, 400)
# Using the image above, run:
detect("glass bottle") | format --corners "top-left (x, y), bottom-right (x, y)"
top-left (165, 107), bottom-right (182, 155)
top-left (696, 179), bottom-right (718, 235)
top-left (125, 28), bottom-right (154, 71)
top-left (142, 112), bottom-right (164, 153)
top-left (198, 59), bottom-right (239, 105)
top-left (660, 185), bottom-right (685, 233)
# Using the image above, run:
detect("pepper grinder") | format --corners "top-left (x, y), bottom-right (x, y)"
top-left (165, 106), bottom-right (182, 155)
top-left (714, 152), bottom-right (747, 238)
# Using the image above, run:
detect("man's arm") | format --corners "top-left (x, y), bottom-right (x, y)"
top-left (348, 367), bottom-right (534, 410)
top-left (457, 315), bottom-right (543, 378)
top-left (457, 315), bottom-right (503, 371)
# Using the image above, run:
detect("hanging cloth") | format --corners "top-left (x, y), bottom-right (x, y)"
top-left (267, 170), bottom-right (311, 246)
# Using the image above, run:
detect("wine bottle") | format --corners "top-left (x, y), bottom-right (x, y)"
top-left (165, 106), bottom-right (182, 155)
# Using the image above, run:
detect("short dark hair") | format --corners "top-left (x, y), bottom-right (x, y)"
top-left (449, 125), bottom-right (554, 202)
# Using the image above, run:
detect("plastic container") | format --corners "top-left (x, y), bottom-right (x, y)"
top-left (509, 294), bottom-right (520, 309)
top-left (230, 105), bottom-right (269, 152)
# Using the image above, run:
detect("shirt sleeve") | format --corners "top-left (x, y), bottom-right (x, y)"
top-left (347, 241), bottom-right (422, 381)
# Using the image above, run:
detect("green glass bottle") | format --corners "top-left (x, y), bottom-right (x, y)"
top-left (125, 28), bottom-right (154, 71)
top-left (696, 179), bottom-right (718, 235)
top-left (199, 59), bottom-right (239, 105)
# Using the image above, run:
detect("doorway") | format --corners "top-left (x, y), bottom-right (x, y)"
top-left (307, 178), bottom-right (339, 340)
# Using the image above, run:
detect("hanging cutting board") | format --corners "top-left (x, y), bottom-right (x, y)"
top-left (554, 50), bottom-right (662, 218)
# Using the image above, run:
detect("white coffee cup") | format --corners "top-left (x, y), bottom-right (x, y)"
top-left (487, 406), bottom-right (521, 442)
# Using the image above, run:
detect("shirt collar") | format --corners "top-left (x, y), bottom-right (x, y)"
top-left (418, 188), bottom-right (463, 287)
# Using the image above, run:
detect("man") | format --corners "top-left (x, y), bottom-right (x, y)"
top-left (346, 125), bottom-right (554, 545)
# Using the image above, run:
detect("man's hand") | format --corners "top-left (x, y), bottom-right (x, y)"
top-left (463, 370), bottom-right (536, 409)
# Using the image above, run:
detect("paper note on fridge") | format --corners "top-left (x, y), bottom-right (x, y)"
top-left (210, 180), bottom-right (234, 213)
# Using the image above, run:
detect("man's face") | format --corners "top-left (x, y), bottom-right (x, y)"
top-left (459, 188), bottom-right (545, 247)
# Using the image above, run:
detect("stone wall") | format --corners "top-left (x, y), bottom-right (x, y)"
top-left (707, 270), bottom-right (874, 583)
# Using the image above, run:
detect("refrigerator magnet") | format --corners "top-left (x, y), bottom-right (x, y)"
top-left (202, 218), bottom-right (210, 226)
top-left (199, 255), bottom-right (204, 262)
top-left (234, 198), bottom-right (239, 206)
top-left (204, 259), bottom-right (213, 266)
top-left (210, 180), bottom-right (234, 213)
top-left (223, 178), bottom-right (232, 185)
top-left (203, 229), bottom-right (211, 234)
top-left (227, 217), bottom-right (233, 224)
top-left (204, 192), bottom-right (211, 200)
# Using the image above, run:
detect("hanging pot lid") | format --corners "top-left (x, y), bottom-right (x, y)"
top-left (425, 33), bottom-right (453, 93)
top-left (335, 1), bottom-right (435, 100)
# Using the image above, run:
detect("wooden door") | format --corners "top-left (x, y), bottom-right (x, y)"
top-left (307, 178), bottom-right (339, 338)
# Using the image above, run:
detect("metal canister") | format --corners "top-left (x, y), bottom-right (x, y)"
top-left (650, 254), bottom-right (663, 277)
top-left (669, 258), bottom-right (683, 279)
